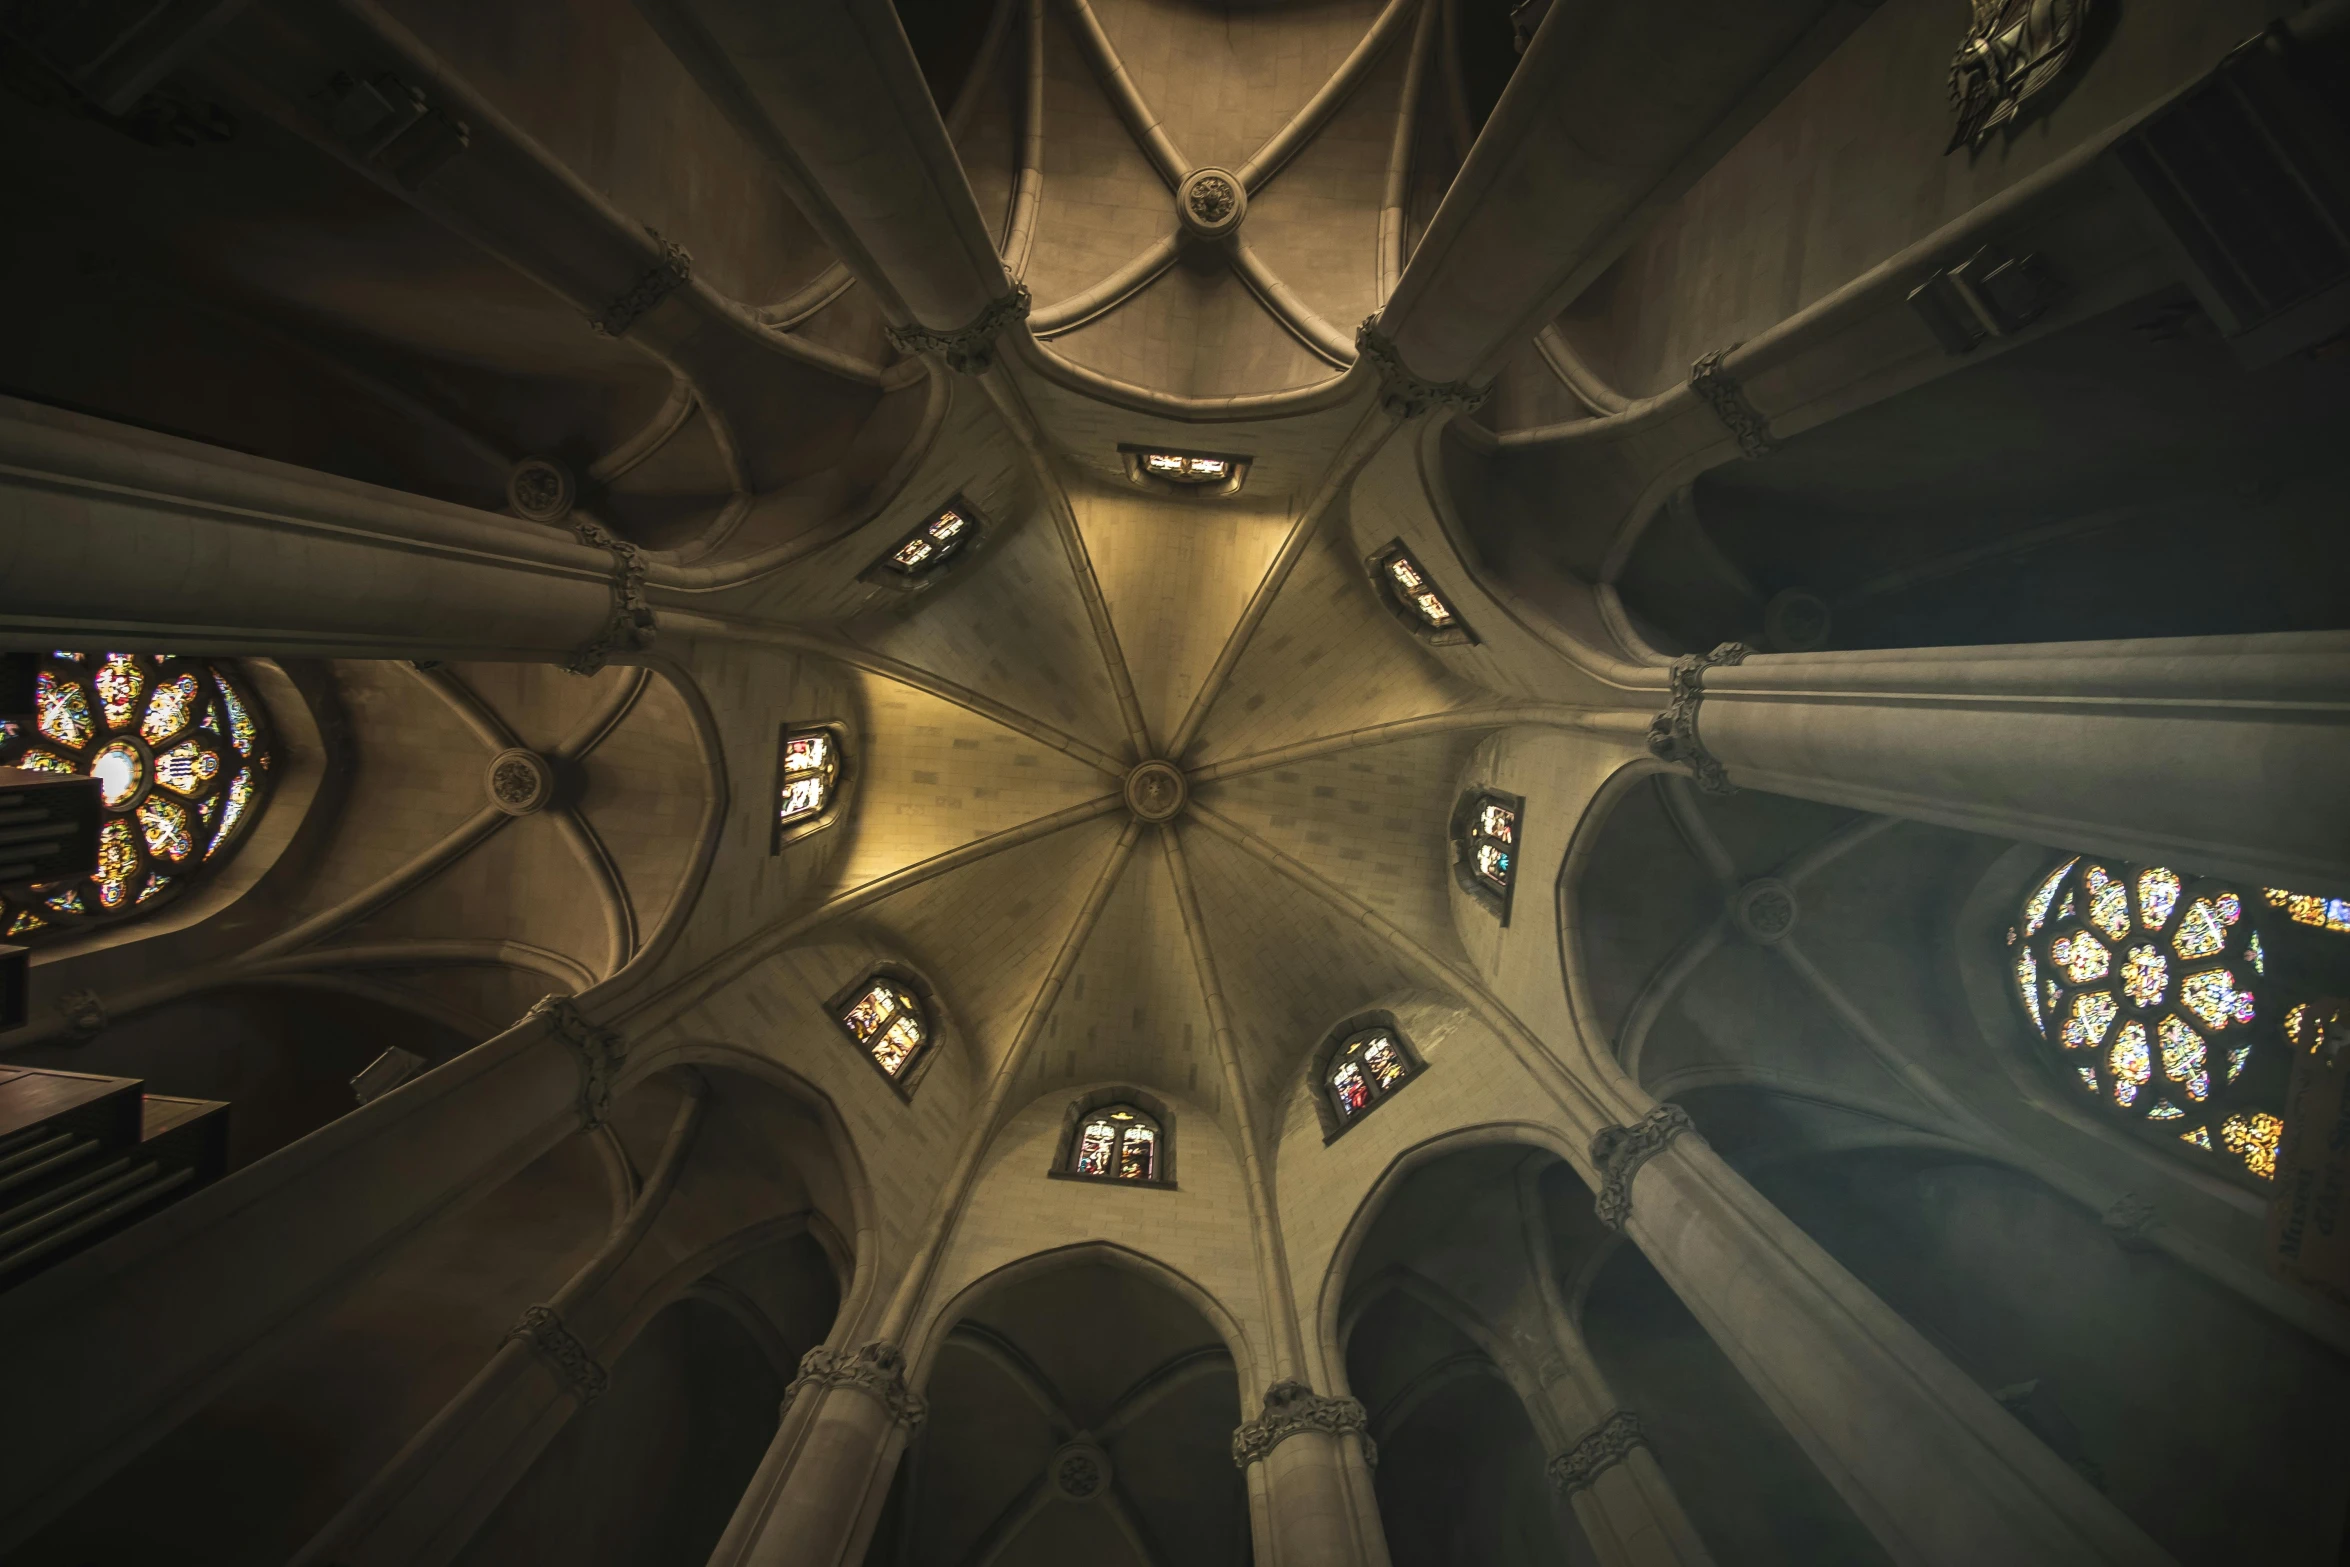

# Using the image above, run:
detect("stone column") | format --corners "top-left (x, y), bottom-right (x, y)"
top-left (643, 0), bottom-right (1016, 344)
top-left (0, 1001), bottom-right (609, 1554)
top-left (705, 1341), bottom-right (926, 1567)
top-left (1518, 1309), bottom-right (1711, 1565)
top-left (1372, 0), bottom-right (1845, 386)
top-left (1235, 1381), bottom-right (1392, 1567)
top-left (1651, 634), bottom-right (2350, 890)
top-left (0, 394), bottom-right (631, 666)
top-left (1591, 1107), bottom-right (2170, 1567)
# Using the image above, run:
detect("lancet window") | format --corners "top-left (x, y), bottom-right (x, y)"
top-left (2006, 856), bottom-right (2350, 1183)
top-left (872, 499), bottom-right (977, 583)
top-left (773, 725), bottom-right (846, 846)
top-left (1, 652), bottom-right (272, 939)
top-left (1326, 1026), bottom-right (1421, 1130)
top-left (1066, 1104), bottom-right (1161, 1183)
top-left (1372, 542), bottom-right (1474, 645)
top-left (835, 973), bottom-right (931, 1085)
top-left (1452, 789), bottom-right (1522, 923)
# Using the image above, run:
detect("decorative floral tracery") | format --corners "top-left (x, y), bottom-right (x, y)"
top-left (1068, 1104), bottom-right (1160, 1182)
top-left (2009, 856), bottom-right (2294, 1181)
top-left (1, 652), bottom-right (272, 940)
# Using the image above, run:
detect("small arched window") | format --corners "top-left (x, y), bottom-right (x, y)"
top-left (1371, 541), bottom-right (1476, 646)
top-left (834, 972), bottom-right (931, 1087)
top-left (868, 498), bottom-right (979, 586)
top-left (1067, 1104), bottom-right (1161, 1183)
top-left (2006, 856), bottom-right (2350, 1183)
top-left (1, 651), bottom-right (272, 939)
top-left (1451, 789), bottom-right (1522, 923)
top-left (1326, 1026), bottom-right (1420, 1130)
top-left (774, 724), bottom-right (847, 848)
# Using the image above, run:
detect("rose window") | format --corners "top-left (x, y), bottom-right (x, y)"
top-left (2, 652), bottom-right (272, 939)
top-left (2010, 858), bottom-right (2283, 1180)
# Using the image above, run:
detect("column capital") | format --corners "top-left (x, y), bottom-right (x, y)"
top-left (786, 1340), bottom-right (928, 1431)
top-left (1547, 1409), bottom-right (1649, 1496)
top-left (1688, 347), bottom-right (1779, 458)
top-left (563, 517), bottom-right (656, 676)
top-left (509, 1303), bottom-right (610, 1403)
top-left (525, 995), bottom-right (626, 1129)
top-left (1355, 319), bottom-right (1490, 420)
top-left (1231, 1378), bottom-right (1376, 1469)
top-left (1646, 642), bottom-right (1752, 795)
top-left (887, 285), bottom-right (1032, 374)
top-left (1590, 1103), bottom-right (1696, 1232)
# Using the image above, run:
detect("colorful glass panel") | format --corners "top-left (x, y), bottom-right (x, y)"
top-left (1118, 1123), bottom-right (1157, 1181)
top-left (2156, 1015), bottom-right (2210, 1101)
top-left (2108, 1021), bottom-right (2150, 1107)
top-left (1476, 804), bottom-right (1515, 843)
top-left (2085, 865), bottom-right (2130, 941)
top-left (2051, 930), bottom-right (2110, 984)
top-left (2016, 948), bottom-right (2043, 1033)
top-left (209, 766), bottom-right (259, 856)
top-left (2136, 867), bottom-right (2182, 930)
top-left (1362, 1034), bottom-right (1408, 1089)
top-left (2178, 969), bottom-right (2255, 1031)
top-left (2023, 859), bottom-right (2076, 936)
top-left (138, 673), bottom-right (199, 744)
top-left (137, 795), bottom-right (194, 863)
top-left (16, 749), bottom-right (76, 776)
top-left (90, 740), bottom-right (145, 808)
top-left (2181, 1125), bottom-right (2214, 1150)
top-left (6, 910), bottom-right (43, 936)
top-left (1332, 1060), bottom-right (1370, 1117)
top-left (214, 673), bottom-right (259, 757)
top-left (95, 655), bottom-right (144, 730)
top-left (2220, 1112), bottom-right (2284, 1180)
top-left (2225, 1043), bottom-right (2252, 1083)
top-left (94, 819), bottom-right (138, 908)
top-left (36, 671), bottom-right (91, 747)
top-left (2061, 989), bottom-right (2116, 1049)
top-left (2173, 899), bottom-right (2229, 960)
top-left (2120, 944), bottom-right (2168, 1008)
top-left (154, 742), bottom-right (221, 797)
top-left (2147, 1099), bottom-right (2185, 1121)
top-left (1075, 1120), bottom-right (1116, 1176)
top-left (871, 1015), bottom-right (923, 1077)
top-left (2245, 931), bottom-right (2266, 975)
top-left (1384, 551), bottom-right (1459, 630)
top-left (1475, 842), bottom-right (1511, 887)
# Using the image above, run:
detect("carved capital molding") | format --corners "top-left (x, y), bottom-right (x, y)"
top-left (785, 1341), bottom-right (928, 1430)
top-left (1688, 348), bottom-right (1777, 458)
top-left (1589, 1104), bottom-right (1695, 1232)
top-left (2102, 1190), bottom-right (2161, 1252)
top-left (1547, 1410), bottom-right (1648, 1496)
top-left (592, 233), bottom-right (692, 338)
top-left (511, 1303), bottom-right (609, 1402)
top-left (1645, 641), bottom-right (1751, 795)
top-left (1355, 320), bottom-right (1489, 420)
top-left (1230, 1379), bottom-right (1377, 1469)
top-left (526, 994), bottom-right (625, 1129)
top-left (564, 516), bottom-right (655, 676)
top-left (886, 285), bottom-right (1032, 374)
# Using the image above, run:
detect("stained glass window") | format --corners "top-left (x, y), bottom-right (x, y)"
top-left (774, 725), bottom-right (845, 844)
top-left (1065, 1104), bottom-right (1162, 1183)
top-left (876, 501), bottom-right (977, 580)
top-left (835, 974), bottom-right (930, 1084)
top-left (1, 652), bottom-right (272, 940)
top-left (1453, 789), bottom-right (1520, 922)
top-left (2263, 885), bottom-right (2350, 935)
top-left (1142, 452), bottom-right (1230, 483)
top-left (2007, 855), bottom-right (2296, 1183)
top-left (1325, 1026), bottom-right (1421, 1129)
top-left (1370, 541), bottom-right (1477, 645)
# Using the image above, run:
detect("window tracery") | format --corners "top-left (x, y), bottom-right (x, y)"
top-left (1371, 541), bottom-right (1476, 646)
top-left (1, 652), bottom-right (272, 939)
top-left (1451, 788), bottom-right (1522, 923)
top-left (870, 499), bottom-right (978, 585)
top-left (835, 973), bottom-right (931, 1085)
top-left (2007, 856), bottom-right (2338, 1183)
top-left (1065, 1104), bottom-right (1161, 1183)
top-left (1118, 444), bottom-right (1249, 496)
top-left (773, 725), bottom-right (846, 847)
top-left (1325, 1026), bottom-right (1421, 1130)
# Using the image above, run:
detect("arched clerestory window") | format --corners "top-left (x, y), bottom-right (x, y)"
top-left (1066, 1104), bottom-right (1161, 1183)
top-left (2008, 856), bottom-right (2349, 1183)
top-left (1451, 788), bottom-right (1522, 923)
top-left (832, 970), bottom-right (933, 1091)
top-left (1325, 1024), bottom-right (1422, 1132)
top-left (773, 724), bottom-right (848, 847)
top-left (2, 651), bottom-right (272, 938)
